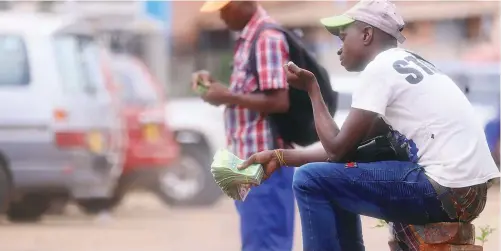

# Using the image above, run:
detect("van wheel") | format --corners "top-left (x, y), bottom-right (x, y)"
top-left (152, 144), bottom-right (222, 207)
top-left (76, 182), bottom-right (126, 215)
top-left (7, 194), bottom-right (51, 223)
top-left (76, 191), bottom-right (124, 214)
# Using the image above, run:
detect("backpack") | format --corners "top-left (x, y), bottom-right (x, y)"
top-left (248, 23), bottom-right (338, 147)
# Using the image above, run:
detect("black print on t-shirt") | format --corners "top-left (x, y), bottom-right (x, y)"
top-left (392, 55), bottom-right (437, 84)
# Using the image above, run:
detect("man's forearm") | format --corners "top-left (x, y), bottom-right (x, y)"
top-left (281, 146), bottom-right (329, 167)
top-left (223, 92), bottom-right (289, 114)
top-left (308, 84), bottom-right (340, 153)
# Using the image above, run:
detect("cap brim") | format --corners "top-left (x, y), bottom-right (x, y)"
top-left (320, 15), bottom-right (355, 35)
top-left (200, 1), bottom-right (231, 13)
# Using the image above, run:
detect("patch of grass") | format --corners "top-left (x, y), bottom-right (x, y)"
top-left (476, 225), bottom-right (496, 246)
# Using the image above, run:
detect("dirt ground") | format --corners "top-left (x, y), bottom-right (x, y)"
top-left (0, 188), bottom-right (498, 251)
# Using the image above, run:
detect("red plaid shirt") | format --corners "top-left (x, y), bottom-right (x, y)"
top-left (225, 7), bottom-right (289, 159)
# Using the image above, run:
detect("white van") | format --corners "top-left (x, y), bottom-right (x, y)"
top-left (0, 13), bottom-right (124, 222)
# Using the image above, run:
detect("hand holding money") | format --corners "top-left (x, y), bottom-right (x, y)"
top-left (191, 70), bottom-right (231, 106)
top-left (211, 149), bottom-right (265, 201)
top-left (238, 150), bottom-right (282, 181)
top-left (191, 70), bottom-right (211, 95)
top-left (284, 61), bottom-right (318, 93)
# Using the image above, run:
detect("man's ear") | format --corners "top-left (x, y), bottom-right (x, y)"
top-left (362, 26), bottom-right (374, 45)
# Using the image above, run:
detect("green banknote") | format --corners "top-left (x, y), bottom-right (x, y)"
top-left (210, 149), bottom-right (264, 201)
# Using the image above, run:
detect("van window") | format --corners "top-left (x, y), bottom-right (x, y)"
top-left (53, 35), bottom-right (104, 95)
top-left (0, 36), bottom-right (30, 86)
top-left (112, 61), bottom-right (159, 105)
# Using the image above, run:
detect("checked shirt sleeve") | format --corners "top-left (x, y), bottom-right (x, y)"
top-left (255, 31), bottom-right (289, 91)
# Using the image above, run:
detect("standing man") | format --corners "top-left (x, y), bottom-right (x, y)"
top-left (192, 1), bottom-right (294, 251)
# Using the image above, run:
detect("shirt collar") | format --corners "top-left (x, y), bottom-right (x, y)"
top-left (239, 6), bottom-right (268, 41)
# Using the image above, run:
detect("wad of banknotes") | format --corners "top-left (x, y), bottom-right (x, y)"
top-left (210, 149), bottom-right (265, 201)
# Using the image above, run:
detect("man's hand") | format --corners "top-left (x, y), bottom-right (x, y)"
top-left (203, 82), bottom-right (231, 106)
top-left (191, 70), bottom-right (212, 91)
top-left (284, 61), bottom-right (319, 93)
top-left (191, 70), bottom-right (231, 106)
top-left (238, 150), bottom-right (281, 181)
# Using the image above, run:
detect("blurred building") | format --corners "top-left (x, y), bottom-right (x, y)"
top-left (2, 1), bottom-right (499, 96)
top-left (187, 1), bottom-right (500, 75)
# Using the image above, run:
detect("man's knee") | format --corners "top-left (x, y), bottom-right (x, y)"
top-left (292, 162), bottom-right (344, 191)
top-left (292, 163), bottom-right (314, 190)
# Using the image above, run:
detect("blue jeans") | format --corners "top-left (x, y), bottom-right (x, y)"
top-left (293, 161), bottom-right (451, 251)
top-left (235, 166), bottom-right (295, 251)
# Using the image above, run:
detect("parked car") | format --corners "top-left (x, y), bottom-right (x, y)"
top-left (164, 98), bottom-right (225, 206)
top-left (81, 53), bottom-right (181, 213)
top-left (0, 13), bottom-right (124, 222)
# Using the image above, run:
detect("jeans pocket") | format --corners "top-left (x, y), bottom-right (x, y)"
top-left (400, 166), bottom-right (424, 181)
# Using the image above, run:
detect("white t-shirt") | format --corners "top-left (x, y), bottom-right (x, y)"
top-left (351, 48), bottom-right (500, 188)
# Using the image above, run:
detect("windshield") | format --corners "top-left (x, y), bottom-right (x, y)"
top-left (53, 35), bottom-right (105, 95)
top-left (0, 35), bottom-right (30, 86)
top-left (112, 60), bottom-right (159, 106)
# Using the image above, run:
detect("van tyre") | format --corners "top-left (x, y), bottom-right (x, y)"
top-left (7, 194), bottom-right (51, 223)
top-left (153, 144), bottom-right (222, 207)
top-left (76, 185), bottom-right (125, 215)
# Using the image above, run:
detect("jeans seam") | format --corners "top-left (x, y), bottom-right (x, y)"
top-left (302, 178), bottom-right (316, 251)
